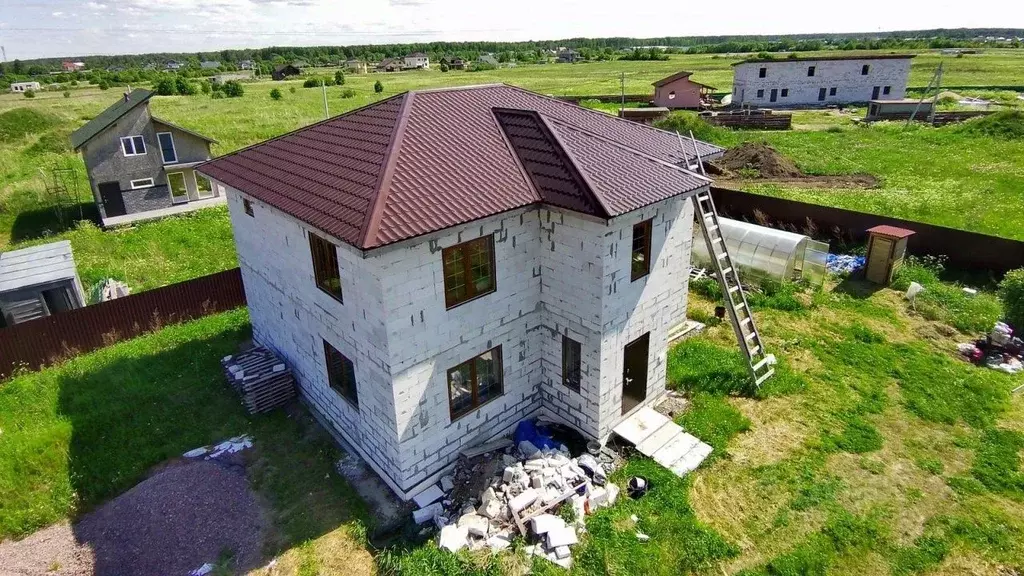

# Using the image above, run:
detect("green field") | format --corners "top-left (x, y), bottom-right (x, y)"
top-left (1, 49), bottom-right (1023, 294)
top-left (2, 265), bottom-right (1022, 574)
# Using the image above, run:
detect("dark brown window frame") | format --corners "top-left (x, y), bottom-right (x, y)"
top-left (323, 339), bottom-right (358, 409)
top-left (631, 219), bottom-right (653, 282)
top-left (447, 345), bottom-right (504, 420)
top-left (562, 336), bottom-right (582, 392)
top-left (309, 232), bottom-right (343, 303)
top-left (243, 198), bottom-right (254, 217)
top-left (442, 235), bottom-right (496, 309)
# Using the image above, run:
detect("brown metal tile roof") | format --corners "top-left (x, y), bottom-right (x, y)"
top-left (867, 224), bottom-right (916, 239)
top-left (199, 84), bottom-right (720, 249)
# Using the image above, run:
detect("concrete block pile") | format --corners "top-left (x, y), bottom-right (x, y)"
top-left (412, 439), bottom-right (621, 568)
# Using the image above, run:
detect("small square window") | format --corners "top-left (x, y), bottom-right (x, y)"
top-left (323, 340), bottom-right (358, 409)
top-left (309, 232), bottom-right (343, 303)
top-left (861, 64), bottom-right (870, 75)
top-left (883, 86), bottom-right (891, 95)
top-left (631, 219), bottom-right (652, 281)
top-left (781, 88), bottom-right (789, 97)
top-left (829, 87), bottom-right (837, 96)
top-left (243, 198), bottom-right (254, 217)
top-left (807, 66), bottom-right (815, 77)
top-left (562, 336), bottom-right (582, 392)
top-left (756, 89), bottom-right (765, 99)
top-left (442, 236), bottom-right (496, 309)
top-left (448, 346), bottom-right (503, 420)
top-left (758, 67), bottom-right (767, 78)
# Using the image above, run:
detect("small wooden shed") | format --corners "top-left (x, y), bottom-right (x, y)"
top-left (864, 225), bottom-right (915, 284)
top-left (0, 240), bottom-right (86, 326)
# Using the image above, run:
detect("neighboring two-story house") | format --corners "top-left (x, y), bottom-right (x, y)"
top-left (71, 89), bottom-right (221, 227)
top-left (404, 52), bottom-right (430, 69)
top-left (198, 84), bottom-right (722, 500)
top-left (731, 54), bottom-right (914, 107)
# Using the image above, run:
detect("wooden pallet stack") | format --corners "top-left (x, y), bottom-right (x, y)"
top-left (221, 346), bottom-right (296, 414)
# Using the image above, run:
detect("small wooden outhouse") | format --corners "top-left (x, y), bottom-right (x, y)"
top-left (864, 225), bottom-right (915, 284)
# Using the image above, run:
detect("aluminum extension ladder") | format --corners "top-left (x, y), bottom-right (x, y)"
top-left (682, 131), bottom-right (775, 387)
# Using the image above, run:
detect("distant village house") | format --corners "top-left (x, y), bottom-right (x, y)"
top-left (9, 81), bottom-right (41, 94)
top-left (70, 89), bottom-right (222, 228)
top-left (62, 61), bottom-right (86, 72)
top-left (344, 59), bottom-right (368, 74)
top-left (651, 71), bottom-right (716, 109)
top-left (404, 52), bottom-right (430, 69)
top-left (376, 58), bottom-right (401, 72)
top-left (272, 64), bottom-right (302, 81)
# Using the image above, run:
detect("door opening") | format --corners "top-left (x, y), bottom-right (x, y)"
top-left (769, 88), bottom-right (778, 103)
top-left (621, 333), bottom-right (650, 415)
top-left (871, 86), bottom-right (881, 99)
top-left (98, 182), bottom-right (126, 217)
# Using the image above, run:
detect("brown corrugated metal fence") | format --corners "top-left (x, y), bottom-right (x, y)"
top-left (0, 268), bottom-right (246, 379)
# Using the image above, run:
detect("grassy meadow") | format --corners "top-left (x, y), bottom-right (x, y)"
top-left (0, 48), bottom-right (1022, 294)
top-left (2, 264), bottom-right (1022, 574)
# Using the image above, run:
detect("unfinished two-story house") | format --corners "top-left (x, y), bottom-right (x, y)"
top-left (199, 84), bottom-right (722, 500)
top-left (731, 54), bottom-right (914, 107)
top-left (71, 89), bottom-right (221, 227)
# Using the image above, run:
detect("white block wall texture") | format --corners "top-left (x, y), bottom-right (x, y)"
top-left (223, 182), bottom-right (702, 499)
top-left (732, 57), bottom-right (912, 107)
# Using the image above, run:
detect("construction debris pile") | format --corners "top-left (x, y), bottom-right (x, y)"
top-left (958, 321), bottom-right (1023, 375)
top-left (411, 420), bottom-right (624, 569)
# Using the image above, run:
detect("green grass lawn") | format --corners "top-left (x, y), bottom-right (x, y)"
top-left (0, 48), bottom-right (1022, 293)
top-left (2, 264), bottom-right (1022, 574)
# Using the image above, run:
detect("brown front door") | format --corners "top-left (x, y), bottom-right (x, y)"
top-left (621, 333), bottom-right (650, 415)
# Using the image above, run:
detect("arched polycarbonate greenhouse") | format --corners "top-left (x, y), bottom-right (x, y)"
top-left (692, 218), bottom-right (828, 285)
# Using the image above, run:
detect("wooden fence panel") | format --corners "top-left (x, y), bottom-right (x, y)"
top-left (0, 268), bottom-right (246, 379)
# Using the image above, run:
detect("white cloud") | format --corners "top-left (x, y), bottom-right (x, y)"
top-left (86, 2), bottom-right (109, 9)
top-left (51, 11), bottom-right (65, 16)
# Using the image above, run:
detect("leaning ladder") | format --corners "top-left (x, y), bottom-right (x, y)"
top-left (683, 132), bottom-right (775, 387)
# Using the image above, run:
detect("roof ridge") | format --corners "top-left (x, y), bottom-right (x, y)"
top-left (196, 92), bottom-right (408, 170)
top-left (410, 83), bottom-right (506, 95)
top-left (498, 83), bottom-right (709, 159)
top-left (544, 115), bottom-right (711, 184)
top-left (534, 113), bottom-right (613, 219)
top-left (359, 91), bottom-right (415, 248)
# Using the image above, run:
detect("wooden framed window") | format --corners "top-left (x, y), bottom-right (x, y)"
top-left (631, 219), bottom-right (652, 281)
top-left (448, 346), bottom-right (503, 419)
top-left (323, 340), bottom-right (358, 409)
top-left (243, 198), bottom-right (254, 217)
top-left (309, 232), bottom-right (343, 303)
top-left (442, 235), bottom-right (496, 309)
top-left (562, 336), bottom-right (581, 392)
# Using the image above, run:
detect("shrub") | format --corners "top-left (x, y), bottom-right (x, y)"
top-left (70, 80), bottom-right (78, 86)
top-left (23, 90), bottom-right (35, 98)
top-left (155, 78), bottom-right (176, 96)
top-left (270, 88), bottom-right (282, 100)
top-left (334, 70), bottom-right (345, 85)
top-left (211, 91), bottom-right (224, 99)
top-left (221, 81), bottom-right (244, 98)
top-left (303, 77), bottom-right (334, 88)
top-left (374, 80), bottom-right (383, 93)
top-left (999, 268), bottom-right (1024, 330)
top-left (62, 90), bottom-right (70, 98)
top-left (97, 81), bottom-right (109, 90)
top-left (439, 62), bottom-right (450, 72)
top-left (289, 86), bottom-right (296, 93)
top-left (653, 112), bottom-right (726, 144)
top-left (200, 81), bottom-right (211, 94)
top-left (174, 77), bottom-right (196, 96)
top-left (339, 88), bottom-right (356, 99)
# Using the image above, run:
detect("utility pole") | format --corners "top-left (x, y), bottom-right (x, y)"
top-left (322, 78), bottom-right (329, 119)
top-left (620, 72), bottom-right (625, 114)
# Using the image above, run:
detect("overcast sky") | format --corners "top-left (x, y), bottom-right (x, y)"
top-left (0, 0), bottom-right (1021, 60)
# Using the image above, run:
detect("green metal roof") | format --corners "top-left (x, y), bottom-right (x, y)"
top-left (70, 89), bottom-right (154, 150)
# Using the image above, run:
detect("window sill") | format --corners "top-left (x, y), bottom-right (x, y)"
top-left (444, 286), bottom-right (496, 311)
top-left (449, 392), bottom-right (503, 423)
top-left (317, 286), bottom-right (344, 305)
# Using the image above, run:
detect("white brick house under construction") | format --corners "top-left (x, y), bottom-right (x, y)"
top-left (731, 54), bottom-right (914, 107)
top-left (199, 84), bottom-right (722, 500)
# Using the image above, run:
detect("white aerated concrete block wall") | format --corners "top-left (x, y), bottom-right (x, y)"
top-left (225, 180), bottom-right (700, 498)
top-left (732, 58), bottom-right (911, 106)
top-left (380, 208), bottom-right (544, 492)
top-left (597, 195), bottom-right (694, 440)
top-left (224, 187), bottom-right (404, 493)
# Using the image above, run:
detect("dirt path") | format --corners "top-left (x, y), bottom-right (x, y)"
top-left (0, 459), bottom-right (266, 576)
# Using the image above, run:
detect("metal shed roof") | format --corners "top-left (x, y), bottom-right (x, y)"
top-left (0, 240), bottom-right (80, 293)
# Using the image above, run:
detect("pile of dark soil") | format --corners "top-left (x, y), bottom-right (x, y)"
top-left (709, 141), bottom-right (804, 179)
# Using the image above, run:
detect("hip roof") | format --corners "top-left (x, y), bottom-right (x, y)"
top-left (199, 84), bottom-right (718, 250)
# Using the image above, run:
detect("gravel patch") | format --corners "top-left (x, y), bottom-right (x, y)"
top-left (0, 459), bottom-right (266, 575)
